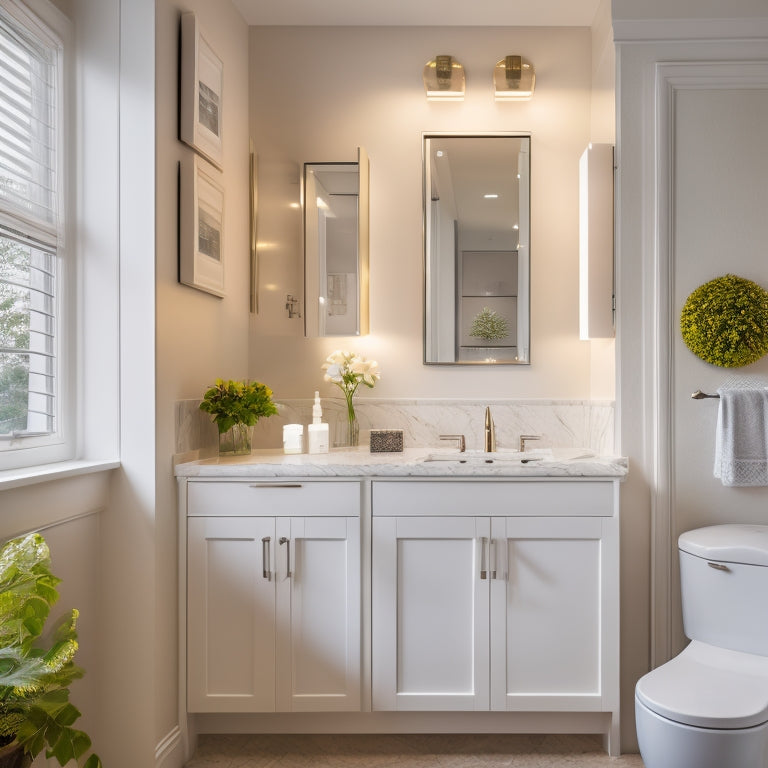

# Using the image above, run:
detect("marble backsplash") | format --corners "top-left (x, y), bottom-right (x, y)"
top-left (176, 397), bottom-right (615, 460)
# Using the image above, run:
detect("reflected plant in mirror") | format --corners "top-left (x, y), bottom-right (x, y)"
top-left (424, 134), bottom-right (530, 364)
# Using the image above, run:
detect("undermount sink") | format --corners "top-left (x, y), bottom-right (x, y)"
top-left (423, 447), bottom-right (594, 464)
top-left (424, 448), bottom-right (552, 463)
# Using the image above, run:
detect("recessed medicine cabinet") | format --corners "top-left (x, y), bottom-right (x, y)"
top-left (424, 134), bottom-right (530, 364)
top-left (304, 148), bottom-right (369, 337)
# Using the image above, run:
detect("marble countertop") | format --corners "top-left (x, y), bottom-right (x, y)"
top-left (174, 447), bottom-right (628, 479)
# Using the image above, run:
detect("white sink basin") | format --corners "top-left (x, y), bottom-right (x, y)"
top-left (424, 448), bottom-right (552, 463)
top-left (423, 447), bottom-right (594, 464)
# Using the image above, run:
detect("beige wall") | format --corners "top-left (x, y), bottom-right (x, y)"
top-left (248, 26), bottom-right (613, 402)
top-left (155, 0), bottom-right (251, 756)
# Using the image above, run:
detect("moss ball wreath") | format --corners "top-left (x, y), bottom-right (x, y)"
top-left (680, 274), bottom-right (768, 368)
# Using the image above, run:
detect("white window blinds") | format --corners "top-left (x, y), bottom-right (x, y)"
top-left (0, 1), bottom-right (61, 443)
top-left (0, 1), bottom-right (59, 248)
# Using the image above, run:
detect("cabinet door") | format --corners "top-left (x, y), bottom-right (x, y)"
top-left (275, 516), bottom-right (361, 712)
top-left (187, 516), bottom-right (277, 713)
top-left (490, 516), bottom-right (605, 711)
top-left (372, 516), bottom-right (490, 711)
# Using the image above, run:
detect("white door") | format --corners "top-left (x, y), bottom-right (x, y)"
top-left (187, 516), bottom-right (277, 712)
top-left (372, 516), bottom-right (490, 711)
top-left (276, 516), bottom-right (361, 712)
top-left (490, 516), bottom-right (603, 711)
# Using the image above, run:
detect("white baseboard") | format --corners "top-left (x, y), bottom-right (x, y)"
top-left (156, 725), bottom-right (182, 768)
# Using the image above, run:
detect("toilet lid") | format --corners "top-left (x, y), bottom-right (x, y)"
top-left (636, 641), bottom-right (768, 729)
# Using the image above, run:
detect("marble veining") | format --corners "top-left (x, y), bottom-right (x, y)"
top-left (176, 398), bottom-right (615, 461)
top-left (174, 447), bottom-right (627, 478)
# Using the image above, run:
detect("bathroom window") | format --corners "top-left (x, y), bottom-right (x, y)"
top-left (0, 0), bottom-right (71, 468)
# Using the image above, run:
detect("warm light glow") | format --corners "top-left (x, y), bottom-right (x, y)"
top-left (256, 241), bottom-right (278, 250)
top-left (424, 55), bottom-right (465, 101)
top-left (289, 202), bottom-right (300, 209)
top-left (484, 194), bottom-right (499, 199)
top-left (494, 55), bottom-right (535, 101)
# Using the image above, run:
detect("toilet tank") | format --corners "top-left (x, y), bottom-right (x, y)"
top-left (679, 524), bottom-right (768, 656)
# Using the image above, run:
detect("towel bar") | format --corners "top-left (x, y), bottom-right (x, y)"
top-left (691, 390), bottom-right (720, 399)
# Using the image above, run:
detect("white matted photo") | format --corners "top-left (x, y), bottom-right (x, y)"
top-left (180, 12), bottom-right (223, 168)
top-left (180, 154), bottom-right (225, 297)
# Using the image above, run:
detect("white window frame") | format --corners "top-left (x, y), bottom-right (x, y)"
top-left (0, 0), bottom-right (73, 470)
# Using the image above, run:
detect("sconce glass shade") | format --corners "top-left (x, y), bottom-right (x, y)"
top-left (423, 55), bottom-right (465, 101)
top-left (494, 55), bottom-right (535, 101)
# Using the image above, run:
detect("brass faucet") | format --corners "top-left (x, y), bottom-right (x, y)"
top-left (519, 434), bottom-right (541, 452)
top-left (484, 407), bottom-right (496, 452)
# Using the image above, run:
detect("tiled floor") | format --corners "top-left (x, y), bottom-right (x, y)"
top-left (185, 734), bottom-right (646, 767)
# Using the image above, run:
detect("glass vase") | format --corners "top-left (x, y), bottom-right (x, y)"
top-left (218, 423), bottom-right (253, 456)
top-left (334, 394), bottom-right (359, 448)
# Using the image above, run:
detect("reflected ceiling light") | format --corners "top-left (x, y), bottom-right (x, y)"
top-left (483, 193), bottom-right (499, 199)
top-left (494, 55), bottom-right (535, 101)
top-left (423, 55), bottom-right (465, 101)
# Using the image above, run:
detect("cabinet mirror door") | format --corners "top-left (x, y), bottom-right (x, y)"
top-left (424, 134), bottom-right (530, 364)
top-left (304, 148), bottom-right (369, 337)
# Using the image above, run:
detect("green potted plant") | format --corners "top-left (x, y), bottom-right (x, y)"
top-left (469, 306), bottom-right (510, 342)
top-left (0, 533), bottom-right (101, 768)
top-left (199, 378), bottom-right (278, 455)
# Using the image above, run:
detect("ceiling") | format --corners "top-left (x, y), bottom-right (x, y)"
top-left (231, 0), bottom-right (603, 28)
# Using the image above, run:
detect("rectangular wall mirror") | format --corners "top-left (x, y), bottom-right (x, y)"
top-left (424, 134), bottom-right (530, 364)
top-left (304, 148), bottom-right (369, 337)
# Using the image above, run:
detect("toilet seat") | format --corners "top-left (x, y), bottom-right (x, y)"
top-left (636, 640), bottom-right (768, 729)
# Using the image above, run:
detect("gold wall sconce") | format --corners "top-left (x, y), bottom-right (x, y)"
top-left (423, 55), bottom-right (465, 101)
top-left (494, 55), bottom-right (535, 101)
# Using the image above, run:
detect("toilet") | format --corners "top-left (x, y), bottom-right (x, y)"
top-left (635, 524), bottom-right (768, 768)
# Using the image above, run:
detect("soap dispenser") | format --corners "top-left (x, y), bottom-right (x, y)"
top-left (308, 391), bottom-right (329, 454)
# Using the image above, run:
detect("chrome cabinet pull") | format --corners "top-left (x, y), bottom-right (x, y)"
top-left (490, 538), bottom-right (497, 580)
top-left (708, 561), bottom-right (730, 572)
top-left (249, 483), bottom-right (303, 489)
top-left (279, 536), bottom-right (292, 577)
top-left (480, 537), bottom-right (488, 580)
top-left (261, 536), bottom-right (271, 581)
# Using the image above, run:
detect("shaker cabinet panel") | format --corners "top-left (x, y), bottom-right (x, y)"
top-left (490, 516), bottom-right (605, 711)
top-left (187, 516), bottom-right (277, 713)
top-left (277, 516), bottom-right (361, 712)
top-left (372, 516), bottom-right (490, 711)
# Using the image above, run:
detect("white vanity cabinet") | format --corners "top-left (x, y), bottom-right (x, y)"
top-left (185, 480), bottom-right (361, 713)
top-left (371, 480), bottom-right (619, 736)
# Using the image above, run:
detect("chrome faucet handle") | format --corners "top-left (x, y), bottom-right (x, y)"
top-left (439, 434), bottom-right (466, 452)
top-left (519, 434), bottom-right (542, 452)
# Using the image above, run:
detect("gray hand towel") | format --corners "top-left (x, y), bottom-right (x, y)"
top-left (714, 388), bottom-right (768, 486)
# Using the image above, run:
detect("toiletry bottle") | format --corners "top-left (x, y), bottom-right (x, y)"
top-left (283, 424), bottom-right (304, 454)
top-left (308, 391), bottom-right (330, 454)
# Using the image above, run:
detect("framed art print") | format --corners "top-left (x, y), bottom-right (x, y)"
top-left (180, 12), bottom-right (223, 168)
top-left (180, 154), bottom-right (225, 297)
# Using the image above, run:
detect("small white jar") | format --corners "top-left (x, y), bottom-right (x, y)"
top-left (283, 424), bottom-right (304, 454)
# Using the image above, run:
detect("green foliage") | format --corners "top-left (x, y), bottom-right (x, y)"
top-left (680, 274), bottom-right (768, 368)
top-left (0, 237), bottom-right (32, 434)
top-left (469, 307), bottom-right (509, 341)
top-left (199, 378), bottom-right (278, 434)
top-left (0, 534), bottom-right (101, 767)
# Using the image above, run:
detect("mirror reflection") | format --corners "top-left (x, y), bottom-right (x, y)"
top-left (424, 134), bottom-right (530, 364)
top-left (304, 149), bottom-right (369, 337)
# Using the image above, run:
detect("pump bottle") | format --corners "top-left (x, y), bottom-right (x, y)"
top-left (308, 391), bottom-right (329, 454)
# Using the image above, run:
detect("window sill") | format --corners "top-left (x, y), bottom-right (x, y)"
top-left (0, 459), bottom-right (120, 491)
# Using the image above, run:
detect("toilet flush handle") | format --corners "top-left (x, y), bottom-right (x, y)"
top-left (708, 561), bottom-right (730, 572)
